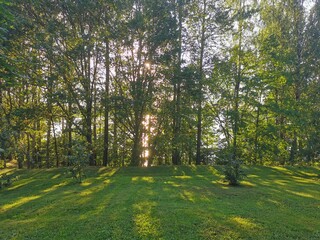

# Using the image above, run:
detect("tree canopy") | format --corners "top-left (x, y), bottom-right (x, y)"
top-left (0, 0), bottom-right (319, 168)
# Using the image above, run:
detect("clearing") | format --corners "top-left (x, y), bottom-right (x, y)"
top-left (0, 166), bottom-right (319, 239)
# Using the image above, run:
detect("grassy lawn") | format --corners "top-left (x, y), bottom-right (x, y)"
top-left (0, 165), bottom-right (319, 240)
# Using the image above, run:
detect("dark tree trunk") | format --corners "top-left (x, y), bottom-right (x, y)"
top-left (27, 133), bottom-right (31, 169)
top-left (52, 120), bottom-right (59, 167)
top-left (131, 116), bottom-right (142, 166)
top-left (113, 113), bottom-right (118, 163)
top-left (254, 104), bottom-right (260, 164)
top-left (103, 38), bottom-right (110, 166)
top-left (172, 82), bottom-right (181, 165)
top-left (196, 0), bottom-right (207, 165)
top-left (172, 0), bottom-right (183, 165)
top-left (233, 0), bottom-right (243, 162)
top-left (131, 124), bottom-right (140, 168)
top-left (46, 118), bottom-right (51, 168)
top-left (67, 102), bottom-right (72, 165)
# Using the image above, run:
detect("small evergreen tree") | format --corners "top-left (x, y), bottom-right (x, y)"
top-left (67, 141), bottom-right (88, 183)
top-left (224, 158), bottom-right (245, 186)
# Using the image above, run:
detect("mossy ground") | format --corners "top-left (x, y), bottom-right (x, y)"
top-left (0, 165), bottom-right (319, 240)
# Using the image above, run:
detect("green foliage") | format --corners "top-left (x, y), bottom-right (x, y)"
top-left (69, 163), bottom-right (85, 183)
top-left (67, 141), bottom-right (88, 183)
top-left (224, 159), bottom-right (246, 186)
top-left (0, 173), bottom-right (18, 189)
top-left (0, 0), bottom-right (319, 168)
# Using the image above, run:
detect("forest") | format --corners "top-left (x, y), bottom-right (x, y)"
top-left (0, 0), bottom-right (319, 169)
top-left (1, 1), bottom-right (320, 239)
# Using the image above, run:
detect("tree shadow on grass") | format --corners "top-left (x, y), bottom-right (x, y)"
top-left (0, 168), bottom-right (118, 222)
top-left (0, 166), bottom-right (319, 240)
top-left (125, 166), bottom-right (320, 239)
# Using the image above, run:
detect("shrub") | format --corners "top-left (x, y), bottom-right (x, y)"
top-left (0, 173), bottom-right (18, 189)
top-left (66, 141), bottom-right (88, 183)
top-left (224, 159), bottom-right (246, 186)
top-left (69, 163), bottom-right (85, 183)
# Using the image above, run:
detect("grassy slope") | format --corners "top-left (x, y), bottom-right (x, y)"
top-left (0, 166), bottom-right (319, 240)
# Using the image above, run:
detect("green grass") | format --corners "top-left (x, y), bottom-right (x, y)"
top-left (0, 165), bottom-right (319, 240)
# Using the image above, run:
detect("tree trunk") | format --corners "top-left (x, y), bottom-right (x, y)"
top-left (233, 0), bottom-right (243, 162)
top-left (172, 0), bottom-right (183, 165)
top-left (113, 113), bottom-right (118, 164)
top-left (289, 2), bottom-right (303, 164)
top-left (27, 133), bottom-right (31, 169)
top-left (0, 79), bottom-right (4, 168)
top-left (131, 115), bottom-right (142, 166)
top-left (131, 130), bottom-right (141, 166)
top-left (172, 82), bottom-right (181, 165)
top-left (67, 103), bottom-right (72, 165)
top-left (103, 37), bottom-right (110, 166)
top-left (52, 120), bottom-right (59, 167)
top-left (254, 104), bottom-right (260, 164)
top-left (46, 117), bottom-right (51, 168)
top-left (196, 0), bottom-right (207, 165)
top-left (37, 114), bottom-right (41, 167)
top-left (86, 115), bottom-right (94, 166)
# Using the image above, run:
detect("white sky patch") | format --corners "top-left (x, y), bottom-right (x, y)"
top-left (304, 0), bottom-right (315, 13)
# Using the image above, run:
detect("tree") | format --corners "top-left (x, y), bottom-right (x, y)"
top-left (0, 0), bottom-right (318, 168)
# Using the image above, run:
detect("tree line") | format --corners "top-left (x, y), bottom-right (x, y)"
top-left (0, 0), bottom-right (319, 168)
